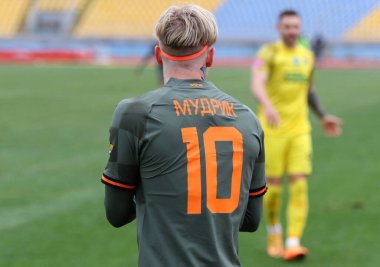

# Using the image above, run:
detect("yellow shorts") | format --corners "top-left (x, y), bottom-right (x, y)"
top-left (265, 134), bottom-right (312, 177)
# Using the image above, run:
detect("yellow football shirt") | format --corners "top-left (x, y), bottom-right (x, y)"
top-left (255, 41), bottom-right (314, 137)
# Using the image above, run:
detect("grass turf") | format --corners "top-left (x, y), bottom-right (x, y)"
top-left (0, 65), bottom-right (379, 267)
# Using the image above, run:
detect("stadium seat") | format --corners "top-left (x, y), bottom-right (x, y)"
top-left (34, 0), bottom-right (87, 12)
top-left (75, 0), bottom-right (222, 38)
top-left (0, 0), bottom-right (30, 37)
top-left (345, 4), bottom-right (380, 42)
top-left (215, 0), bottom-right (380, 42)
top-left (1, 0), bottom-right (380, 42)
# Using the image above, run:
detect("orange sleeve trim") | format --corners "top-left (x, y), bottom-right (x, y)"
top-left (101, 175), bottom-right (136, 189)
top-left (249, 185), bottom-right (268, 197)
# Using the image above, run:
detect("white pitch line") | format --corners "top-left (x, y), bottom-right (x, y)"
top-left (0, 187), bottom-right (99, 230)
top-left (26, 63), bottom-right (136, 70)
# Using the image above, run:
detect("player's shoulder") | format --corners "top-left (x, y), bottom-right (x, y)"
top-left (256, 42), bottom-right (281, 62)
top-left (218, 88), bottom-right (264, 132)
top-left (297, 43), bottom-right (314, 58)
top-left (112, 86), bottom-right (172, 137)
top-left (257, 41), bottom-right (278, 55)
top-left (234, 102), bottom-right (264, 147)
top-left (115, 98), bottom-right (149, 116)
top-left (260, 41), bottom-right (279, 50)
top-left (209, 83), bottom-right (242, 105)
top-left (116, 86), bottom-right (172, 115)
top-left (215, 88), bottom-right (262, 129)
top-left (241, 104), bottom-right (263, 132)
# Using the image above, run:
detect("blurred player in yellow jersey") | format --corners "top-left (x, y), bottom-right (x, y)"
top-left (252, 10), bottom-right (342, 261)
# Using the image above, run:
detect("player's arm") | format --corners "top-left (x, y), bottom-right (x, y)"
top-left (308, 70), bottom-right (343, 136)
top-left (308, 85), bottom-right (326, 119)
top-left (251, 48), bottom-right (280, 127)
top-left (239, 192), bottom-right (264, 232)
top-left (101, 100), bottom-right (140, 227)
top-left (104, 185), bottom-right (136, 227)
top-left (240, 131), bottom-right (267, 232)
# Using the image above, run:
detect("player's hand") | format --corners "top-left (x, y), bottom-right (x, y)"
top-left (264, 104), bottom-right (281, 127)
top-left (321, 115), bottom-right (342, 137)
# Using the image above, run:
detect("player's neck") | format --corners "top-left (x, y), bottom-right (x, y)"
top-left (164, 68), bottom-right (204, 84)
top-left (281, 40), bottom-right (297, 49)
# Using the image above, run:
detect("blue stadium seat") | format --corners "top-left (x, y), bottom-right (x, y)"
top-left (215, 0), bottom-right (380, 41)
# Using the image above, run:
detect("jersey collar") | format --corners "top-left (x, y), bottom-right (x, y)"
top-left (165, 78), bottom-right (208, 88)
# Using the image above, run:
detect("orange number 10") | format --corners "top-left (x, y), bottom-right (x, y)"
top-left (181, 126), bottom-right (243, 214)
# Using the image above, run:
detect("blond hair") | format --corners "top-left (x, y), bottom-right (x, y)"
top-left (155, 4), bottom-right (218, 56)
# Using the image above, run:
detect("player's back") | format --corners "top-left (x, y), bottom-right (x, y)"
top-left (122, 78), bottom-right (263, 267)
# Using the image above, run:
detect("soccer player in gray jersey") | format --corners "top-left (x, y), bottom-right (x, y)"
top-left (101, 4), bottom-right (267, 267)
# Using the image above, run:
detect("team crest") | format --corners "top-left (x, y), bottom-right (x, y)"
top-left (293, 57), bottom-right (300, 66)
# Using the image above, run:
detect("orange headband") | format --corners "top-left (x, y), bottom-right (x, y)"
top-left (160, 45), bottom-right (209, 61)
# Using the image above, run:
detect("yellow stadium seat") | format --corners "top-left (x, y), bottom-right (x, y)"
top-left (75, 0), bottom-right (222, 38)
top-left (346, 4), bottom-right (380, 42)
top-left (0, 0), bottom-right (30, 37)
top-left (35, 0), bottom-right (87, 12)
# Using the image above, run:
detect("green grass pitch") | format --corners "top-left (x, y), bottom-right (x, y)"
top-left (1, 65), bottom-right (379, 267)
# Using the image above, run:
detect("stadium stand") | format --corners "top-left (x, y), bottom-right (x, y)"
top-left (1, 0), bottom-right (380, 42)
top-left (74, 0), bottom-right (222, 38)
top-left (215, 0), bottom-right (380, 42)
top-left (0, 0), bottom-right (30, 37)
top-left (2, 0), bottom-right (380, 62)
top-left (34, 0), bottom-right (87, 11)
top-left (345, 3), bottom-right (380, 42)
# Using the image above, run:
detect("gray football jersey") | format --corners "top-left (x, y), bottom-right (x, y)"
top-left (102, 78), bottom-right (266, 267)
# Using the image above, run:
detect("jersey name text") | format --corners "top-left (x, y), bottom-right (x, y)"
top-left (173, 98), bottom-right (237, 117)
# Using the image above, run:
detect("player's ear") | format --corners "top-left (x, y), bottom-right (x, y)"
top-left (155, 45), bottom-right (163, 66)
top-left (205, 47), bottom-right (214, 67)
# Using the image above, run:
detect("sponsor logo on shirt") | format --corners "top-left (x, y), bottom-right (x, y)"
top-left (285, 72), bottom-right (308, 83)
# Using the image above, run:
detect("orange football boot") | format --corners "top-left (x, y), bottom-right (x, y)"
top-left (283, 245), bottom-right (308, 261)
top-left (266, 232), bottom-right (284, 258)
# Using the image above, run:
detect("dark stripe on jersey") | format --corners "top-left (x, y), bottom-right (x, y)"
top-left (117, 163), bottom-right (140, 183)
top-left (119, 101), bottom-right (149, 139)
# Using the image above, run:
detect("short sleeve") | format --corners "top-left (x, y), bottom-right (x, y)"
top-left (101, 100), bottom-right (143, 190)
top-left (252, 45), bottom-right (274, 72)
top-left (249, 129), bottom-right (267, 198)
